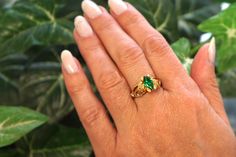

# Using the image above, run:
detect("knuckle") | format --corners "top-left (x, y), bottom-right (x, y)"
top-left (67, 80), bottom-right (88, 97)
top-left (96, 16), bottom-right (116, 32)
top-left (80, 106), bottom-right (105, 127)
top-left (196, 70), bottom-right (219, 90)
top-left (99, 70), bottom-right (124, 91)
top-left (122, 12), bottom-right (144, 28)
top-left (81, 38), bottom-right (101, 53)
top-left (115, 150), bottom-right (126, 157)
top-left (207, 75), bottom-right (219, 89)
top-left (142, 34), bottom-right (170, 57)
top-left (119, 44), bottom-right (144, 67)
top-left (82, 43), bottom-right (101, 54)
top-left (181, 89), bottom-right (205, 110)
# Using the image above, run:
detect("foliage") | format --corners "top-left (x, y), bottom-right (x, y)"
top-left (171, 38), bottom-right (193, 73)
top-left (0, 0), bottom-right (235, 156)
top-left (0, 106), bottom-right (47, 148)
top-left (0, 0), bottom-right (74, 57)
top-left (28, 125), bottom-right (90, 157)
top-left (199, 3), bottom-right (236, 72)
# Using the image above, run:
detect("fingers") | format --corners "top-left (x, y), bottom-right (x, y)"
top-left (73, 16), bottom-right (136, 130)
top-left (190, 39), bottom-right (229, 124)
top-left (108, 0), bottom-right (190, 90)
top-left (81, 0), bottom-right (155, 90)
top-left (61, 50), bottom-right (116, 154)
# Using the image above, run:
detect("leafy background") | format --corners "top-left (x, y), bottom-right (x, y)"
top-left (0, 0), bottom-right (236, 156)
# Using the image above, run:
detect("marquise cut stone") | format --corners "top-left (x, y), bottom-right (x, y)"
top-left (143, 76), bottom-right (154, 90)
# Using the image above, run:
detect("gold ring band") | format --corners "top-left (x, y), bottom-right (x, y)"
top-left (131, 74), bottom-right (161, 98)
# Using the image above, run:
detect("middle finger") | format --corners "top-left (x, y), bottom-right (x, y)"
top-left (81, 0), bottom-right (155, 90)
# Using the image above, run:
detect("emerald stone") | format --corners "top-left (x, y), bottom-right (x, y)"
top-left (143, 76), bottom-right (154, 90)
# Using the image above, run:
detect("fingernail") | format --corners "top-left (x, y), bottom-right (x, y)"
top-left (61, 50), bottom-right (79, 74)
top-left (208, 37), bottom-right (216, 64)
top-left (108, 0), bottom-right (127, 15)
top-left (74, 16), bottom-right (93, 37)
top-left (82, 0), bottom-right (102, 19)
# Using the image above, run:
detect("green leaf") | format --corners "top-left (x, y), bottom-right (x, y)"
top-left (0, 72), bottom-right (19, 105)
top-left (174, 0), bottom-right (221, 41)
top-left (198, 3), bottom-right (236, 72)
top-left (171, 38), bottom-right (191, 61)
top-left (220, 68), bottom-right (236, 97)
top-left (0, 106), bottom-right (48, 148)
top-left (214, 0), bottom-right (235, 3)
top-left (127, 0), bottom-right (178, 41)
top-left (0, 0), bottom-right (74, 57)
top-left (29, 125), bottom-right (91, 157)
top-left (0, 72), bottom-right (18, 91)
top-left (171, 38), bottom-right (193, 73)
top-left (0, 0), bottom-right (18, 8)
top-left (21, 62), bottom-right (73, 123)
top-left (0, 149), bottom-right (21, 157)
top-left (0, 54), bottom-right (29, 105)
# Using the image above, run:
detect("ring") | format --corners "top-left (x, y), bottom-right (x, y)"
top-left (131, 74), bottom-right (161, 98)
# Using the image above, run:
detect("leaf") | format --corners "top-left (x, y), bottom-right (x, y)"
top-left (21, 62), bottom-right (73, 123)
top-left (0, 54), bottom-right (28, 105)
top-left (29, 125), bottom-right (91, 157)
top-left (0, 0), bottom-right (74, 57)
top-left (0, 72), bottom-right (19, 105)
top-left (0, 106), bottom-right (48, 148)
top-left (171, 38), bottom-right (191, 61)
top-left (220, 68), bottom-right (236, 97)
top-left (126, 0), bottom-right (221, 42)
top-left (214, 0), bottom-right (235, 3)
top-left (0, 149), bottom-right (21, 157)
top-left (0, 55), bottom-right (22, 90)
top-left (224, 98), bottom-right (236, 132)
top-left (127, 0), bottom-right (178, 41)
top-left (0, 72), bottom-right (18, 91)
top-left (174, 0), bottom-right (221, 41)
top-left (171, 38), bottom-right (193, 73)
top-left (198, 3), bottom-right (236, 72)
top-left (0, 0), bottom-right (18, 8)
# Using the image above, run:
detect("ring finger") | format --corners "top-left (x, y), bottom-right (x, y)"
top-left (81, 0), bottom-right (156, 96)
top-left (108, 1), bottom-right (195, 91)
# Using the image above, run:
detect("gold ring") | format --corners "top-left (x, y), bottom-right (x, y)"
top-left (131, 74), bottom-right (161, 98)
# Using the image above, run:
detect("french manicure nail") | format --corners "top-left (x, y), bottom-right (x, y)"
top-left (208, 37), bottom-right (216, 64)
top-left (108, 0), bottom-right (127, 15)
top-left (61, 50), bottom-right (79, 74)
top-left (82, 0), bottom-right (102, 19)
top-left (74, 16), bottom-right (93, 37)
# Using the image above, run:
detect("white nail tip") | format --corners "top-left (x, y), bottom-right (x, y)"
top-left (108, 0), bottom-right (127, 15)
top-left (61, 50), bottom-right (79, 74)
top-left (82, 0), bottom-right (102, 19)
top-left (208, 37), bottom-right (216, 64)
top-left (61, 50), bottom-right (72, 60)
top-left (74, 16), bottom-right (93, 37)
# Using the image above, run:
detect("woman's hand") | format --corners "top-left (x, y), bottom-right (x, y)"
top-left (61, 0), bottom-right (236, 156)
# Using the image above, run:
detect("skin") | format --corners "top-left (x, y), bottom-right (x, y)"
top-left (62, 2), bottom-right (236, 157)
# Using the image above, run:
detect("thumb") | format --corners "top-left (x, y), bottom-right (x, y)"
top-left (191, 38), bottom-right (229, 124)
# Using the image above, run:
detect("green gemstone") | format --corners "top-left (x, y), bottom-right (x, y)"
top-left (143, 76), bottom-right (154, 90)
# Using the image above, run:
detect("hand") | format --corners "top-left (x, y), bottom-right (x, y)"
top-left (61, 0), bottom-right (236, 156)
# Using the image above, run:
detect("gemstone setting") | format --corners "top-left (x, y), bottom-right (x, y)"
top-left (143, 76), bottom-right (154, 90)
top-left (131, 74), bottom-right (161, 98)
